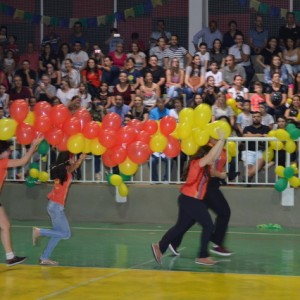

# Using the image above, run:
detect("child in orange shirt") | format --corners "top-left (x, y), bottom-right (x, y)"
top-left (250, 81), bottom-right (266, 112)
top-left (32, 151), bottom-right (86, 265)
top-left (0, 136), bottom-right (43, 266)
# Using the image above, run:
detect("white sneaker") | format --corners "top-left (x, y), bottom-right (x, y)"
top-left (95, 173), bottom-right (101, 181)
top-left (168, 244), bottom-right (180, 256)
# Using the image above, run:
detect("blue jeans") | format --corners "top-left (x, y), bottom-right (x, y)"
top-left (40, 201), bottom-right (71, 260)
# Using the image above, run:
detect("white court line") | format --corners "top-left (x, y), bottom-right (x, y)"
top-left (12, 225), bottom-right (300, 237)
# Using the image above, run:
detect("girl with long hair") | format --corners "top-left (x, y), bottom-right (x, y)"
top-left (32, 151), bottom-right (86, 265)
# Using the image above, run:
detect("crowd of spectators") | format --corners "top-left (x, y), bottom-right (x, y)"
top-left (1, 13), bottom-right (300, 182)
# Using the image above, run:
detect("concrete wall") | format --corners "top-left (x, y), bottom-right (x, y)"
top-left (2, 183), bottom-right (300, 227)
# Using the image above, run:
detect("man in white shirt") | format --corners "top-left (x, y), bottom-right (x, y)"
top-left (66, 42), bottom-right (89, 72)
top-left (229, 33), bottom-right (254, 87)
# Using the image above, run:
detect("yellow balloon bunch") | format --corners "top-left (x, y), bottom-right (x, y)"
top-left (108, 174), bottom-right (129, 197)
top-left (29, 168), bottom-right (49, 183)
top-left (226, 98), bottom-right (242, 116)
top-left (177, 104), bottom-right (232, 156)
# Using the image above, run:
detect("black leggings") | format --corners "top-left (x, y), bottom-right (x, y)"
top-left (171, 178), bottom-right (231, 249)
top-left (158, 194), bottom-right (213, 258)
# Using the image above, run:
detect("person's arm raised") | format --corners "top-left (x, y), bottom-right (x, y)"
top-left (7, 135), bottom-right (43, 168)
top-left (199, 129), bottom-right (226, 167)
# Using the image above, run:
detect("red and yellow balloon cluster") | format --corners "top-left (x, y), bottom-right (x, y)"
top-left (0, 100), bottom-right (231, 176)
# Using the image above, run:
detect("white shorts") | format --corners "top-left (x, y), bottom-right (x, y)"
top-left (241, 150), bottom-right (263, 166)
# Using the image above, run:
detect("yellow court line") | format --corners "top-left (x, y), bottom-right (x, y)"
top-left (0, 264), bottom-right (299, 300)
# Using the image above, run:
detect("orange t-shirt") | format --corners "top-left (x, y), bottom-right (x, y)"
top-left (47, 173), bottom-right (72, 206)
top-left (0, 158), bottom-right (8, 191)
top-left (180, 159), bottom-right (209, 200)
top-left (214, 149), bottom-right (227, 172)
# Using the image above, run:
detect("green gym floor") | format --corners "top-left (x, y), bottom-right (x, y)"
top-left (0, 221), bottom-right (299, 299)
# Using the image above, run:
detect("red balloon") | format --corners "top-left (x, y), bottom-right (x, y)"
top-left (108, 145), bottom-right (127, 165)
top-left (160, 116), bottom-right (177, 136)
top-left (116, 126), bottom-right (137, 145)
top-left (63, 117), bottom-right (81, 136)
top-left (33, 115), bottom-right (51, 133)
top-left (50, 104), bottom-right (71, 126)
top-left (163, 136), bottom-right (181, 158)
top-left (73, 108), bottom-right (92, 130)
top-left (82, 121), bottom-right (100, 139)
top-left (16, 123), bottom-right (34, 145)
top-left (98, 129), bottom-right (118, 148)
top-left (102, 112), bottom-right (122, 130)
top-left (45, 127), bottom-right (64, 146)
top-left (10, 100), bottom-right (29, 123)
top-left (142, 120), bottom-right (158, 135)
top-left (127, 119), bottom-right (144, 132)
top-left (101, 152), bottom-right (118, 168)
top-left (56, 134), bottom-right (69, 151)
top-left (127, 141), bottom-right (151, 164)
top-left (136, 130), bottom-right (151, 144)
top-left (34, 101), bottom-right (52, 117)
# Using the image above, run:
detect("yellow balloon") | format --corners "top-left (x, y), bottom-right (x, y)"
top-left (192, 128), bottom-right (210, 146)
top-left (227, 141), bottom-right (237, 157)
top-left (285, 140), bottom-right (296, 153)
top-left (29, 168), bottom-right (39, 179)
top-left (110, 174), bottom-right (123, 186)
top-left (90, 138), bottom-right (106, 155)
top-left (267, 130), bottom-right (277, 137)
top-left (287, 98), bottom-right (292, 105)
top-left (226, 98), bottom-right (237, 109)
top-left (67, 133), bottom-right (85, 154)
top-left (118, 182), bottom-right (129, 197)
top-left (193, 104), bottom-right (212, 128)
top-left (0, 118), bottom-right (18, 140)
top-left (275, 129), bottom-right (290, 141)
top-left (288, 176), bottom-right (300, 188)
top-left (275, 166), bottom-right (285, 177)
top-left (119, 157), bottom-right (138, 176)
top-left (82, 138), bottom-right (91, 154)
top-left (206, 120), bottom-right (231, 139)
top-left (150, 133), bottom-right (168, 152)
top-left (38, 171), bottom-right (49, 182)
top-left (270, 140), bottom-right (284, 151)
top-left (177, 122), bottom-right (192, 139)
top-left (178, 108), bottom-right (194, 124)
top-left (24, 111), bottom-right (35, 126)
top-left (181, 136), bottom-right (199, 155)
top-left (291, 163), bottom-right (298, 174)
top-left (262, 148), bottom-right (274, 162)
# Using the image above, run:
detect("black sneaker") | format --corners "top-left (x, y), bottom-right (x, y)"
top-left (6, 256), bottom-right (27, 267)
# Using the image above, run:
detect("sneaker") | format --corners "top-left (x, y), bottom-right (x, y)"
top-left (39, 259), bottom-right (59, 266)
top-left (210, 245), bottom-right (232, 257)
top-left (168, 244), bottom-right (180, 256)
top-left (151, 243), bottom-right (162, 264)
top-left (195, 257), bottom-right (216, 266)
top-left (6, 256), bottom-right (27, 267)
top-left (95, 173), bottom-right (101, 181)
top-left (32, 227), bottom-right (40, 246)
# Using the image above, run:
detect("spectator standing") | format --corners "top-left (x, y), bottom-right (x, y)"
top-left (42, 25), bottom-right (61, 55)
top-left (149, 20), bottom-right (171, 49)
top-left (192, 20), bottom-right (223, 51)
top-left (69, 21), bottom-right (89, 51)
top-left (149, 37), bottom-right (167, 68)
top-left (278, 12), bottom-right (300, 47)
top-left (19, 42), bottom-right (39, 73)
top-left (223, 20), bottom-right (243, 50)
top-left (248, 15), bottom-right (268, 55)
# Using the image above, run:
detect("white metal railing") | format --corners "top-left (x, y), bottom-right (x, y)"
top-left (5, 137), bottom-right (299, 186)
